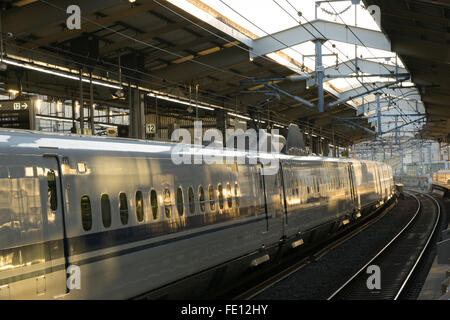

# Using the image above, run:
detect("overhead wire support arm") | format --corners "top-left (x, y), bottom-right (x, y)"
top-left (333, 118), bottom-right (377, 136)
top-left (382, 116), bottom-right (427, 135)
top-left (327, 75), bottom-right (410, 108)
top-left (264, 83), bottom-right (316, 109)
top-left (240, 74), bottom-right (313, 86)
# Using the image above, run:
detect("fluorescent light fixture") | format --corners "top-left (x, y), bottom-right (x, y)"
top-left (228, 112), bottom-right (251, 121)
top-left (37, 115), bottom-right (72, 123)
top-left (227, 112), bottom-right (266, 124)
top-left (2, 58), bottom-right (122, 90)
top-left (147, 92), bottom-right (214, 111)
top-left (36, 115), bottom-right (118, 128)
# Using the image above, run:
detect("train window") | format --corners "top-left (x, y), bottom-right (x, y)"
top-left (208, 185), bottom-right (215, 211)
top-left (218, 184), bottom-right (224, 210)
top-left (226, 183), bottom-right (232, 208)
top-left (234, 183), bottom-right (240, 208)
top-left (164, 188), bottom-right (172, 218)
top-left (188, 186), bottom-right (195, 214)
top-left (135, 191), bottom-right (144, 222)
top-left (198, 186), bottom-right (205, 213)
top-left (150, 190), bottom-right (158, 220)
top-left (81, 195), bottom-right (92, 231)
top-left (119, 192), bottom-right (129, 225)
top-left (101, 194), bottom-right (111, 228)
top-left (47, 170), bottom-right (57, 211)
top-left (176, 187), bottom-right (184, 216)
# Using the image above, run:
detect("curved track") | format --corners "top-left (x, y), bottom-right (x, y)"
top-left (231, 199), bottom-right (397, 300)
top-left (327, 191), bottom-right (441, 300)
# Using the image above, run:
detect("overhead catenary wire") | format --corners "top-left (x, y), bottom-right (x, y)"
top-left (325, 1), bottom-right (423, 131)
top-left (217, 0), bottom-right (316, 69)
top-left (37, 0), bottom-right (253, 81)
top-left (154, 0), bottom-right (362, 142)
top-left (29, 0), bottom-right (366, 140)
top-left (281, 0), bottom-right (421, 133)
top-left (32, 0), bottom-right (319, 112)
top-left (151, 0), bottom-right (307, 73)
top-left (3, 39), bottom-right (238, 108)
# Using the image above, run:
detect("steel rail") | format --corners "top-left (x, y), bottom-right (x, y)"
top-left (232, 197), bottom-right (397, 300)
top-left (327, 191), bottom-right (439, 300)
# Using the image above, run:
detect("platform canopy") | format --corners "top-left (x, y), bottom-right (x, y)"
top-left (0, 0), bottom-right (438, 147)
top-left (363, 0), bottom-right (450, 142)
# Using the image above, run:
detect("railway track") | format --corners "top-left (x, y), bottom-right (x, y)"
top-left (232, 192), bottom-right (441, 300)
top-left (231, 198), bottom-right (398, 300)
top-left (328, 191), bottom-right (441, 300)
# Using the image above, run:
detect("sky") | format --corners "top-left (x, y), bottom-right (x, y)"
top-left (173, 0), bottom-right (424, 135)
top-left (200, 0), bottom-right (401, 91)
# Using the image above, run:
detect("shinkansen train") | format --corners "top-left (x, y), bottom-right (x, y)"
top-left (0, 128), bottom-right (394, 299)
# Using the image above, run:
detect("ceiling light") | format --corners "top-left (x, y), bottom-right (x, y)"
top-left (2, 58), bottom-right (122, 90)
top-left (147, 92), bottom-right (214, 111)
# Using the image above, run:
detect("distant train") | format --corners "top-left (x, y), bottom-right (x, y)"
top-left (0, 128), bottom-right (394, 299)
top-left (431, 170), bottom-right (450, 196)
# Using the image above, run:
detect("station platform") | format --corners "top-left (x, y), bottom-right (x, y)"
top-left (418, 258), bottom-right (449, 300)
top-left (418, 221), bottom-right (450, 300)
top-left (431, 183), bottom-right (450, 198)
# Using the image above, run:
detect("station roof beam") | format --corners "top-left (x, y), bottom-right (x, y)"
top-left (249, 19), bottom-right (391, 59)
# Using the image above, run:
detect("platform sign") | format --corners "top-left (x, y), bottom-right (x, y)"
top-left (0, 100), bottom-right (33, 129)
top-left (145, 123), bottom-right (156, 134)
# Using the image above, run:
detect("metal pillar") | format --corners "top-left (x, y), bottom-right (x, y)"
top-left (394, 115), bottom-right (399, 144)
top-left (71, 100), bottom-right (76, 132)
top-left (89, 73), bottom-right (95, 135)
top-left (376, 92), bottom-right (382, 136)
top-left (128, 82), bottom-right (132, 138)
top-left (155, 96), bottom-right (159, 139)
top-left (332, 128), bottom-right (337, 158)
top-left (79, 68), bottom-right (84, 133)
top-left (447, 145), bottom-right (450, 165)
top-left (216, 108), bottom-right (226, 146)
top-left (315, 40), bottom-right (325, 113)
top-left (130, 85), bottom-right (145, 140)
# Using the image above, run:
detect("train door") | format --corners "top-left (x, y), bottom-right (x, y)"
top-left (41, 155), bottom-right (69, 298)
top-left (347, 163), bottom-right (359, 217)
top-left (259, 162), bottom-right (284, 241)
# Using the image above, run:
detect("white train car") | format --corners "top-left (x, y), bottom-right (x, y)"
top-left (0, 129), bottom-right (395, 299)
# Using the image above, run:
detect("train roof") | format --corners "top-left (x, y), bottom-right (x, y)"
top-left (0, 128), bottom-right (386, 166)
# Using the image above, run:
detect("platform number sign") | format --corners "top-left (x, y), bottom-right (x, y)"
top-left (146, 123), bottom-right (156, 134)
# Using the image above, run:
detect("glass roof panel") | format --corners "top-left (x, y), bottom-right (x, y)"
top-left (195, 0), bottom-right (425, 135)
